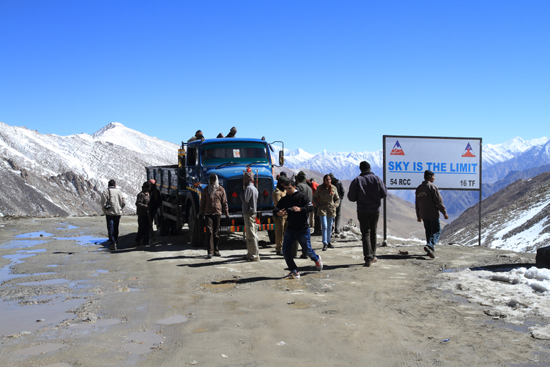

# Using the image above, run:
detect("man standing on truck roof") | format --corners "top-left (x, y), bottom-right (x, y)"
top-left (274, 180), bottom-right (323, 279)
top-left (187, 130), bottom-right (205, 143)
top-left (240, 169), bottom-right (260, 261)
top-left (101, 179), bottom-right (126, 251)
top-left (226, 126), bottom-right (237, 138)
top-left (415, 170), bottom-right (449, 259)
top-left (199, 173), bottom-right (230, 259)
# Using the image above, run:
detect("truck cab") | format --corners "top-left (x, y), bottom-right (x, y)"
top-left (147, 138), bottom-right (284, 246)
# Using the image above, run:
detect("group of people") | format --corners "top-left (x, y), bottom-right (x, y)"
top-left (100, 161), bottom-right (448, 277)
top-left (100, 179), bottom-right (160, 251)
top-left (187, 127), bottom-right (237, 142)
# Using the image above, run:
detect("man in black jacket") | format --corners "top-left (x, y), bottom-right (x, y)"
top-left (274, 180), bottom-right (323, 279)
top-left (348, 161), bottom-right (387, 267)
top-left (415, 170), bottom-right (449, 259)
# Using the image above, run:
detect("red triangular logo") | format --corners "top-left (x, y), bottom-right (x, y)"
top-left (390, 140), bottom-right (405, 155)
top-left (462, 143), bottom-right (476, 157)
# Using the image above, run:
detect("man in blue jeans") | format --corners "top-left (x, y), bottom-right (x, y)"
top-left (274, 180), bottom-right (322, 279)
top-left (415, 170), bottom-right (449, 259)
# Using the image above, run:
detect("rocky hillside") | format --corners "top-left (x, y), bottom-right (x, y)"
top-left (441, 171), bottom-right (550, 253)
top-left (0, 122), bottom-right (178, 217)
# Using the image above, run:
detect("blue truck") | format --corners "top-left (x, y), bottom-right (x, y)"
top-left (146, 137), bottom-right (284, 246)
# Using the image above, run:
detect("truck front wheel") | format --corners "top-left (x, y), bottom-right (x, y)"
top-left (188, 205), bottom-right (204, 247)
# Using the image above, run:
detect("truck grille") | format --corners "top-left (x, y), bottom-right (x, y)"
top-left (226, 177), bottom-right (273, 209)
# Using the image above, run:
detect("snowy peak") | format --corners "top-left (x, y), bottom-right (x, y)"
top-left (92, 122), bottom-right (179, 155)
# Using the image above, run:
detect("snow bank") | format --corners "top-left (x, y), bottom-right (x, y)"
top-left (440, 266), bottom-right (550, 324)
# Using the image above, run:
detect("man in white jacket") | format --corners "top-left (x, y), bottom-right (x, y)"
top-left (101, 179), bottom-right (126, 251)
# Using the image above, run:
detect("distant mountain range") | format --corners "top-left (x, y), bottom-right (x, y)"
top-left (283, 136), bottom-right (550, 183)
top-left (283, 137), bottom-right (550, 220)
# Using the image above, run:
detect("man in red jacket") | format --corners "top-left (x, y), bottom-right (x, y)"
top-left (415, 170), bottom-right (449, 259)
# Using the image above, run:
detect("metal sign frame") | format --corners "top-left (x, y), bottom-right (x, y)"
top-left (382, 135), bottom-right (483, 246)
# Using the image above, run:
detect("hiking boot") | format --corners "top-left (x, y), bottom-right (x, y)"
top-left (284, 270), bottom-right (300, 279)
top-left (315, 256), bottom-right (323, 271)
top-left (327, 243), bottom-right (335, 249)
top-left (424, 246), bottom-right (435, 259)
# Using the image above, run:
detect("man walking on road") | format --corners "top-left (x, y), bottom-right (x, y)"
top-left (347, 161), bottom-right (387, 267)
top-left (241, 169), bottom-right (260, 261)
top-left (274, 180), bottom-right (322, 279)
top-left (101, 179), bottom-right (126, 251)
top-left (415, 170), bottom-right (449, 259)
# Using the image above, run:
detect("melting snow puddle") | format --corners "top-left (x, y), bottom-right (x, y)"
top-left (1, 249), bottom-right (47, 283)
top-left (124, 331), bottom-right (164, 355)
top-left (12, 343), bottom-right (66, 356)
top-left (92, 269), bottom-right (109, 276)
top-left (0, 296), bottom-right (85, 336)
top-left (18, 279), bottom-right (69, 286)
top-left (156, 315), bottom-right (188, 325)
top-left (1, 240), bottom-right (47, 249)
top-left (55, 224), bottom-right (79, 230)
top-left (54, 236), bottom-right (108, 246)
top-left (68, 318), bottom-right (122, 331)
top-left (15, 231), bottom-right (54, 239)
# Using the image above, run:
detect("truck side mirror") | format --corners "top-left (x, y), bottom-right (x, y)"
top-left (279, 150), bottom-right (285, 166)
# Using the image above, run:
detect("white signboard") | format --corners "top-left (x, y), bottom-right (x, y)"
top-left (383, 136), bottom-right (482, 190)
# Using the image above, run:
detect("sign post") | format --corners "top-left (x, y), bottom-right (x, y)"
top-left (382, 136), bottom-right (482, 245)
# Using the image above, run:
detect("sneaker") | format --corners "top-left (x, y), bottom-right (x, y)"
top-left (276, 251), bottom-right (283, 256)
top-left (327, 243), bottom-right (335, 249)
top-left (372, 257), bottom-right (378, 263)
top-left (109, 243), bottom-right (117, 252)
top-left (363, 260), bottom-right (371, 267)
top-left (284, 270), bottom-right (300, 279)
top-left (315, 256), bottom-right (323, 271)
top-left (300, 253), bottom-right (308, 259)
top-left (322, 244), bottom-right (327, 251)
top-left (424, 246), bottom-right (435, 259)
top-left (214, 252), bottom-right (221, 257)
top-left (206, 254), bottom-right (213, 259)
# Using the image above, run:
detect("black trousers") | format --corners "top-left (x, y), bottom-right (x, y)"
top-left (136, 215), bottom-right (150, 245)
top-left (357, 211), bottom-right (379, 262)
top-left (205, 215), bottom-right (221, 255)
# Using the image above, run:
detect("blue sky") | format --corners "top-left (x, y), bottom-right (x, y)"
top-left (1, 0), bottom-right (549, 153)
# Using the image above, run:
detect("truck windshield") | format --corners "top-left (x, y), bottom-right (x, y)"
top-left (201, 142), bottom-right (270, 166)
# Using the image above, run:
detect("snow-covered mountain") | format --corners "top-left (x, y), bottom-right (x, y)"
top-left (441, 170), bottom-right (550, 253)
top-left (0, 122), bottom-right (178, 217)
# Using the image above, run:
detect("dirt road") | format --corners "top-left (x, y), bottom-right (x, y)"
top-left (0, 216), bottom-right (547, 366)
